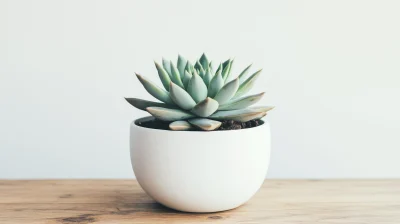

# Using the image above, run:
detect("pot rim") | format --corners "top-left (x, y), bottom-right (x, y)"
top-left (132, 116), bottom-right (268, 133)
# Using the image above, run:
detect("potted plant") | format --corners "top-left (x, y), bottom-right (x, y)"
top-left (126, 54), bottom-right (274, 213)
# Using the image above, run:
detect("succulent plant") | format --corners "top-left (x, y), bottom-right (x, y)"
top-left (126, 54), bottom-right (274, 131)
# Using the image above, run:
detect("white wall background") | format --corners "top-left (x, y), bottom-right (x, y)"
top-left (1, 0), bottom-right (399, 179)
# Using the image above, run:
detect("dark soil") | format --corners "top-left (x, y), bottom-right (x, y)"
top-left (218, 120), bottom-right (261, 130)
top-left (136, 118), bottom-right (262, 131)
top-left (136, 118), bottom-right (170, 130)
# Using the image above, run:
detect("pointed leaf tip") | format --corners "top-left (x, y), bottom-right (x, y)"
top-left (162, 58), bottom-right (172, 76)
top-left (238, 64), bottom-right (253, 83)
top-left (188, 118), bottom-right (221, 131)
top-left (250, 105), bottom-right (275, 113)
top-left (187, 73), bottom-right (208, 103)
top-left (219, 92), bottom-right (265, 110)
top-left (199, 53), bottom-right (209, 69)
top-left (210, 109), bottom-right (265, 122)
top-left (182, 70), bottom-right (192, 89)
top-left (177, 55), bottom-right (187, 79)
top-left (169, 120), bottom-right (193, 131)
top-left (202, 69), bottom-right (213, 86)
top-left (234, 69), bottom-right (262, 99)
top-left (169, 61), bottom-right (185, 88)
top-left (191, 97), bottom-right (219, 117)
top-left (136, 74), bottom-right (174, 105)
top-left (154, 62), bottom-right (172, 91)
top-left (169, 82), bottom-right (196, 110)
top-left (213, 78), bottom-right (240, 104)
top-left (125, 98), bottom-right (174, 111)
top-left (146, 107), bottom-right (194, 122)
top-left (208, 69), bottom-right (224, 98)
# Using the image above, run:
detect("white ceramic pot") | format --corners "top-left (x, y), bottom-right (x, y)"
top-left (130, 116), bottom-right (271, 213)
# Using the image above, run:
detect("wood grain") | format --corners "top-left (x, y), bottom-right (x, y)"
top-left (0, 180), bottom-right (399, 223)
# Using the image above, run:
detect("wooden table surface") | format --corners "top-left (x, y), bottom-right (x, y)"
top-left (0, 180), bottom-right (399, 224)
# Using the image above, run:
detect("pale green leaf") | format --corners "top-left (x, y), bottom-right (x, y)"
top-left (194, 60), bottom-right (204, 72)
top-left (199, 53), bottom-right (209, 70)
top-left (188, 118), bottom-right (221, 131)
top-left (219, 92), bottom-right (265, 110)
top-left (185, 61), bottom-right (194, 73)
top-left (162, 58), bottom-right (172, 76)
top-left (215, 63), bottom-right (223, 75)
top-left (222, 59), bottom-right (233, 82)
top-left (233, 69), bottom-right (262, 99)
top-left (154, 62), bottom-right (171, 91)
top-left (125, 98), bottom-right (175, 111)
top-left (146, 107), bottom-right (194, 122)
top-left (182, 70), bottom-right (193, 89)
top-left (187, 72), bottom-right (208, 103)
top-left (177, 55), bottom-right (187, 78)
top-left (249, 106), bottom-right (275, 113)
top-left (169, 82), bottom-right (196, 110)
top-left (238, 64), bottom-right (252, 84)
top-left (203, 69), bottom-right (213, 86)
top-left (207, 69), bottom-right (224, 98)
top-left (210, 108), bottom-right (265, 122)
top-left (169, 120), bottom-right (193, 131)
top-left (136, 74), bottom-right (174, 104)
top-left (213, 78), bottom-right (239, 104)
top-left (169, 61), bottom-right (185, 88)
top-left (209, 61), bottom-right (214, 74)
top-left (191, 97), bottom-right (219, 117)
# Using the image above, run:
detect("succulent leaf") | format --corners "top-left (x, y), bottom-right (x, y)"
top-left (125, 98), bottom-right (175, 111)
top-left (185, 61), bottom-right (193, 73)
top-left (222, 59), bottom-right (233, 82)
top-left (190, 63), bottom-right (195, 73)
top-left (254, 112), bottom-right (267, 120)
top-left (222, 59), bottom-right (231, 72)
top-left (188, 118), bottom-right (222, 131)
top-left (199, 69), bottom-right (206, 78)
top-left (146, 107), bottom-right (194, 121)
top-left (215, 63), bottom-right (223, 75)
top-left (222, 59), bottom-right (229, 68)
top-left (162, 58), bottom-right (172, 76)
top-left (238, 64), bottom-right (252, 84)
top-left (191, 97), bottom-right (219, 117)
top-left (182, 70), bottom-right (193, 89)
top-left (199, 68), bottom-right (206, 79)
top-left (233, 69), bottom-right (262, 99)
top-left (228, 58), bottom-right (234, 73)
top-left (187, 73), bottom-right (208, 103)
top-left (249, 106), bottom-right (275, 113)
top-left (232, 112), bottom-right (264, 122)
top-left (221, 60), bottom-right (231, 80)
top-left (135, 74), bottom-right (174, 105)
top-left (169, 82), bottom-right (196, 110)
top-left (213, 78), bottom-right (239, 104)
top-left (203, 69), bottom-right (213, 86)
top-left (194, 60), bottom-right (204, 73)
top-left (207, 68), bottom-right (224, 98)
top-left (154, 62), bottom-right (172, 90)
top-left (199, 53), bottom-right (209, 70)
top-left (209, 61), bottom-right (214, 74)
top-left (169, 61), bottom-right (185, 88)
top-left (219, 92), bottom-right (265, 110)
top-left (209, 108), bottom-right (265, 122)
top-left (169, 120), bottom-right (193, 131)
top-left (177, 55), bottom-right (187, 78)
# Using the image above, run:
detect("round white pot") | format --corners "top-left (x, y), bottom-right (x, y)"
top-left (130, 117), bottom-right (271, 213)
